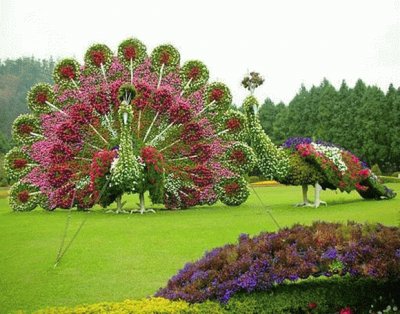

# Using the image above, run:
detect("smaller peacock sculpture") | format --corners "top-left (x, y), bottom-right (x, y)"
top-left (242, 72), bottom-right (397, 207)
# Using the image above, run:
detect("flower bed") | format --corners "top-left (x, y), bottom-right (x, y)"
top-left (156, 222), bottom-right (400, 304)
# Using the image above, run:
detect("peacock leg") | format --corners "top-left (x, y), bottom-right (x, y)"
top-left (130, 192), bottom-right (156, 214)
top-left (314, 182), bottom-right (327, 208)
top-left (295, 185), bottom-right (314, 207)
top-left (115, 195), bottom-right (128, 213)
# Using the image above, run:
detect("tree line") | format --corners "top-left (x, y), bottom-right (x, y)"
top-left (0, 58), bottom-right (398, 173)
top-left (257, 79), bottom-right (400, 174)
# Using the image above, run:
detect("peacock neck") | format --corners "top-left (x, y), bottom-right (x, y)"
top-left (110, 103), bottom-right (141, 192)
top-left (243, 96), bottom-right (289, 181)
top-left (119, 111), bottom-right (134, 162)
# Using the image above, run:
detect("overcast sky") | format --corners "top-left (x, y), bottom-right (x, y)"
top-left (1, 0), bottom-right (399, 105)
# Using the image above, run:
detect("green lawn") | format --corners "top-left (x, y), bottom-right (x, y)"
top-left (0, 183), bottom-right (399, 313)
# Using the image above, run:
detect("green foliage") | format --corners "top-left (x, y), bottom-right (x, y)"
top-left (281, 152), bottom-right (326, 186)
top-left (34, 297), bottom-right (191, 314)
top-left (0, 154), bottom-right (9, 186)
top-left (0, 57), bottom-right (54, 140)
top-left (371, 164), bottom-right (383, 176)
top-left (380, 176), bottom-right (400, 184)
top-left (225, 277), bottom-right (400, 314)
top-left (255, 79), bottom-right (400, 173)
top-left (248, 176), bottom-right (260, 183)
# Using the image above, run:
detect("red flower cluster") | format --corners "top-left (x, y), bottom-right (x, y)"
top-left (188, 66), bottom-right (200, 80)
top-left (340, 307), bottom-right (353, 314)
top-left (49, 143), bottom-right (73, 163)
top-left (18, 123), bottom-right (34, 135)
top-left (123, 46), bottom-right (136, 60)
top-left (52, 183), bottom-right (75, 208)
top-left (210, 88), bottom-right (224, 102)
top-left (48, 164), bottom-right (72, 188)
top-left (355, 183), bottom-right (368, 192)
top-left (67, 103), bottom-right (95, 125)
top-left (89, 150), bottom-right (117, 188)
top-left (91, 50), bottom-right (105, 67)
top-left (224, 182), bottom-right (240, 196)
top-left (13, 158), bottom-right (28, 169)
top-left (17, 190), bottom-right (30, 203)
top-left (160, 51), bottom-right (170, 65)
top-left (152, 87), bottom-right (173, 113)
top-left (60, 65), bottom-right (75, 79)
top-left (188, 165), bottom-right (213, 187)
top-left (133, 82), bottom-right (153, 110)
top-left (297, 143), bottom-right (313, 157)
top-left (226, 118), bottom-right (241, 131)
top-left (359, 168), bottom-right (370, 179)
top-left (56, 121), bottom-right (81, 143)
top-left (181, 122), bottom-right (203, 144)
top-left (179, 187), bottom-right (200, 208)
top-left (308, 302), bottom-right (318, 310)
top-left (36, 92), bottom-right (48, 104)
top-left (169, 100), bottom-right (192, 124)
top-left (190, 144), bottom-right (212, 163)
top-left (141, 146), bottom-right (164, 173)
top-left (230, 149), bottom-right (246, 164)
top-left (75, 187), bottom-right (95, 209)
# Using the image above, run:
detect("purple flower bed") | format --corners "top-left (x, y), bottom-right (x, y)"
top-left (156, 222), bottom-right (400, 303)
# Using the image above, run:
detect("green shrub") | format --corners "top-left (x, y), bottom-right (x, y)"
top-left (371, 164), bottom-right (382, 176)
top-left (225, 277), bottom-right (400, 314)
top-left (379, 176), bottom-right (400, 184)
top-left (248, 176), bottom-right (260, 183)
top-left (34, 297), bottom-right (191, 314)
top-left (0, 154), bottom-right (9, 187)
top-left (33, 278), bottom-right (400, 314)
top-left (392, 171), bottom-right (400, 178)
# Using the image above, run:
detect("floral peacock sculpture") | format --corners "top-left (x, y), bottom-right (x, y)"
top-left (242, 73), bottom-right (396, 207)
top-left (5, 38), bottom-right (256, 213)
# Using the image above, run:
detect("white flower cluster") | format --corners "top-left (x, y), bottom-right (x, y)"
top-left (75, 176), bottom-right (90, 190)
top-left (164, 174), bottom-right (184, 206)
top-left (312, 143), bottom-right (347, 172)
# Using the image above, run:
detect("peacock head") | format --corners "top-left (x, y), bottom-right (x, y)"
top-left (117, 84), bottom-right (136, 126)
top-left (242, 95), bottom-right (260, 116)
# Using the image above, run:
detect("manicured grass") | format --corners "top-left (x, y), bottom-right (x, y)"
top-left (0, 183), bottom-right (399, 313)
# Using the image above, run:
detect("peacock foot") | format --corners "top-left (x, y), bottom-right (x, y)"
top-left (105, 200), bottom-right (128, 214)
top-left (314, 200), bottom-right (327, 208)
top-left (295, 201), bottom-right (314, 207)
top-left (130, 208), bottom-right (156, 214)
top-left (106, 209), bottom-right (129, 214)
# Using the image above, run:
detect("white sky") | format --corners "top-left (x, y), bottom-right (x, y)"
top-left (1, 0), bottom-right (399, 105)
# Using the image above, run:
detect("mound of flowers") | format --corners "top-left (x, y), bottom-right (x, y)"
top-left (156, 221), bottom-right (400, 303)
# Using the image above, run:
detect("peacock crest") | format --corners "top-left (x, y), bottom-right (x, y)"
top-left (5, 38), bottom-right (256, 213)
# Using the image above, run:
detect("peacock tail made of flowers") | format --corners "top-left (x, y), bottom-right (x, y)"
top-left (5, 38), bottom-right (256, 211)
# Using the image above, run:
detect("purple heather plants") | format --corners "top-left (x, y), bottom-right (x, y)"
top-left (156, 221), bottom-right (400, 303)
